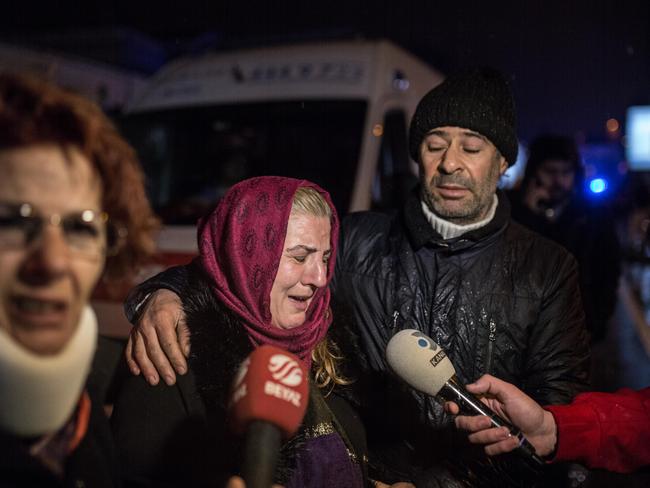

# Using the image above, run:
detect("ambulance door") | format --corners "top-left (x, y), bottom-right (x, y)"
top-left (371, 108), bottom-right (418, 211)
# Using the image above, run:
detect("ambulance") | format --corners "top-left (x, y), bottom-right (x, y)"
top-left (0, 42), bottom-right (144, 111)
top-left (95, 39), bottom-right (444, 336)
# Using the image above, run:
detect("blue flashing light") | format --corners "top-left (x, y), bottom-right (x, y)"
top-left (589, 178), bottom-right (608, 194)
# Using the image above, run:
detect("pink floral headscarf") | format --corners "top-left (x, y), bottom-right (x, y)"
top-left (198, 176), bottom-right (339, 365)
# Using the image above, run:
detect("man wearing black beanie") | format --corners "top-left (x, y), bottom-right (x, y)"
top-left (119, 67), bottom-right (591, 487)
top-left (407, 68), bottom-right (518, 232)
top-left (330, 67), bottom-right (589, 486)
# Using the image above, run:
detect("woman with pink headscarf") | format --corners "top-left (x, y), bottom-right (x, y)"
top-left (111, 176), bottom-right (370, 488)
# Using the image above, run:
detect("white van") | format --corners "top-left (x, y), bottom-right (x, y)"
top-left (95, 39), bottom-right (443, 336)
top-left (0, 42), bottom-right (144, 111)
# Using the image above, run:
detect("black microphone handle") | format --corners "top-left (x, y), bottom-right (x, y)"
top-left (440, 376), bottom-right (545, 467)
top-left (241, 420), bottom-right (282, 488)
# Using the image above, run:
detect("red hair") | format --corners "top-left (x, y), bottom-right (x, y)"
top-left (0, 73), bottom-right (159, 279)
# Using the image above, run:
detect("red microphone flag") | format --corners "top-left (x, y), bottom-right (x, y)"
top-left (229, 345), bottom-right (309, 438)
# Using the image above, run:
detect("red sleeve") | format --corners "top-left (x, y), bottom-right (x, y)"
top-left (545, 388), bottom-right (650, 473)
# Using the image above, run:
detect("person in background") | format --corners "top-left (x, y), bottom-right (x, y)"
top-left (446, 374), bottom-right (650, 474)
top-left (0, 73), bottom-right (158, 487)
top-left (508, 134), bottom-right (621, 342)
top-left (118, 68), bottom-right (591, 486)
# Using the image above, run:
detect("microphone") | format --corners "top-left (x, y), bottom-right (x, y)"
top-left (537, 199), bottom-right (561, 220)
top-left (386, 329), bottom-right (544, 467)
top-left (229, 345), bottom-right (309, 488)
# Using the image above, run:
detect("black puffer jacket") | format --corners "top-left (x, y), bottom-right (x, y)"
top-left (330, 190), bottom-right (591, 487)
top-left (508, 190), bottom-right (621, 343)
top-left (118, 264), bottom-right (370, 488)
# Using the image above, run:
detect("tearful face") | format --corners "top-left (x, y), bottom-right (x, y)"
top-left (269, 212), bottom-right (331, 330)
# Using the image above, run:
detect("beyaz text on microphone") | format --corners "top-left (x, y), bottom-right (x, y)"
top-left (386, 329), bottom-right (544, 467)
top-left (229, 345), bottom-right (309, 488)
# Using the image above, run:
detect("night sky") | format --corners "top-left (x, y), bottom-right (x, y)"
top-left (2, 0), bottom-right (649, 142)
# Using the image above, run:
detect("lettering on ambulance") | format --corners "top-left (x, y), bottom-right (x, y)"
top-left (244, 61), bottom-right (363, 84)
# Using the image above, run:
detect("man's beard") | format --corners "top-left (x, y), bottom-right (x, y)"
top-left (421, 176), bottom-right (479, 223)
top-left (546, 186), bottom-right (572, 206)
top-left (420, 174), bottom-right (498, 225)
top-left (419, 154), bottom-right (503, 225)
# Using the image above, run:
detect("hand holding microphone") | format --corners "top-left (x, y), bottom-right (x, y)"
top-left (447, 374), bottom-right (558, 459)
top-left (386, 330), bottom-right (544, 467)
top-left (229, 345), bottom-right (309, 488)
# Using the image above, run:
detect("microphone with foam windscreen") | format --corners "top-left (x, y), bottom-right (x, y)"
top-left (229, 345), bottom-right (309, 488)
top-left (386, 329), bottom-right (544, 467)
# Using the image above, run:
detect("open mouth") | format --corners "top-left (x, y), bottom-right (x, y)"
top-left (9, 295), bottom-right (69, 328)
top-left (288, 294), bottom-right (313, 310)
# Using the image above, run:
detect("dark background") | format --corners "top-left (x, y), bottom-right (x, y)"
top-left (1, 0), bottom-right (649, 143)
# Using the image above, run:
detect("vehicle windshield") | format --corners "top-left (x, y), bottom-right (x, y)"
top-left (121, 100), bottom-right (367, 224)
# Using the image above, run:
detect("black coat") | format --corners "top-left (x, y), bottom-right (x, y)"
top-left (114, 268), bottom-right (369, 488)
top-left (508, 190), bottom-right (621, 342)
top-left (0, 388), bottom-right (120, 488)
top-left (330, 190), bottom-right (591, 486)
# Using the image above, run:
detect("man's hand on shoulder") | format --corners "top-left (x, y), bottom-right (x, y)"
top-left (124, 289), bottom-right (190, 386)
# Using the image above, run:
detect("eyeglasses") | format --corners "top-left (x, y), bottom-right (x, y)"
top-left (0, 202), bottom-right (125, 259)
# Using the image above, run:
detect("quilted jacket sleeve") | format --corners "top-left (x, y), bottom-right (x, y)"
top-left (522, 252), bottom-right (591, 405)
top-left (123, 260), bottom-right (198, 324)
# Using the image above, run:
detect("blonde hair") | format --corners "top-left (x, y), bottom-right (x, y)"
top-left (312, 337), bottom-right (352, 394)
top-left (291, 186), bottom-right (332, 219)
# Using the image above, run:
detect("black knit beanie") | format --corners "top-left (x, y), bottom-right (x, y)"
top-left (409, 67), bottom-right (518, 165)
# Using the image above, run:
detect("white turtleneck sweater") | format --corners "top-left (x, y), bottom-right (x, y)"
top-left (421, 195), bottom-right (498, 240)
